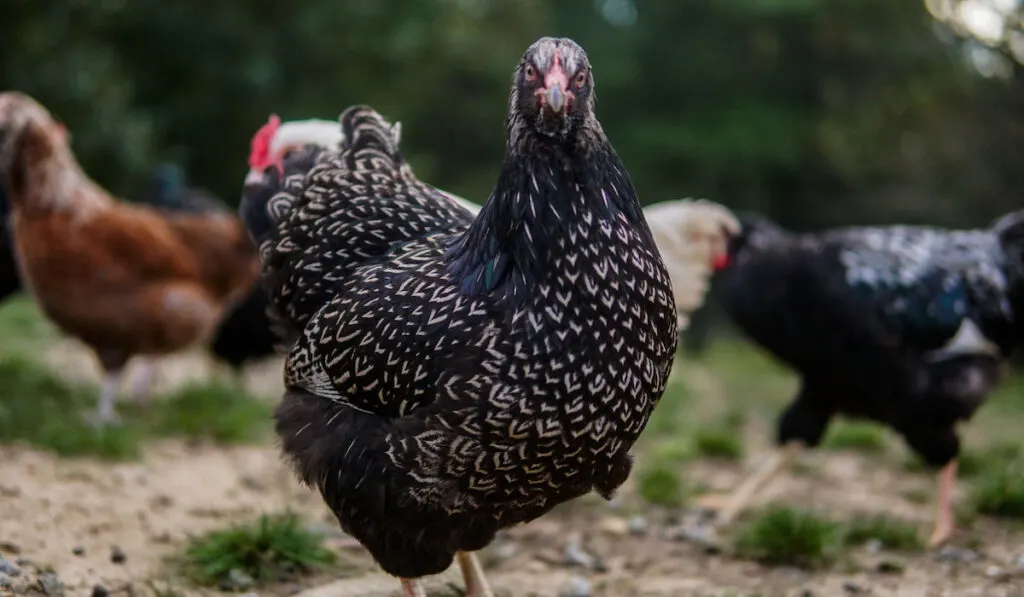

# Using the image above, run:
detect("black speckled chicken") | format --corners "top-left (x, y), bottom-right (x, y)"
top-left (703, 211), bottom-right (1024, 547)
top-left (239, 37), bottom-right (678, 597)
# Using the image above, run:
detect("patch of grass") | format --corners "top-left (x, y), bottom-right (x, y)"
top-left (902, 488), bottom-right (930, 505)
top-left (176, 511), bottom-right (336, 588)
top-left (146, 382), bottom-right (271, 443)
top-left (699, 338), bottom-right (796, 410)
top-left (0, 297), bottom-right (58, 355)
top-left (841, 514), bottom-right (923, 552)
top-left (732, 505), bottom-right (841, 568)
top-left (649, 438), bottom-right (697, 464)
top-left (693, 428), bottom-right (744, 461)
top-left (0, 355), bottom-right (270, 460)
top-left (0, 356), bottom-right (142, 459)
top-left (823, 422), bottom-right (887, 454)
top-left (637, 465), bottom-right (688, 508)
top-left (973, 460), bottom-right (1024, 519)
top-left (960, 442), bottom-right (1022, 478)
top-left (791, 460), bottom-right (822, 478)
top-left (144, 579), bottom-right (186, 597)
top-left (644, 378), bottom-right (691, 437)
top-left (722, 407), bottom-right (747, 432)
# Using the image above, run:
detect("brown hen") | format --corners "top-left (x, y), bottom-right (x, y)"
top-left (0, 92), bottom-right (259, 423)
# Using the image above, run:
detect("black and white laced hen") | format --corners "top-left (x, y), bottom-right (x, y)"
top-left (239, 37), bottom-right (677, 596)
top-left (702, 211), bottom-right (1024, 547)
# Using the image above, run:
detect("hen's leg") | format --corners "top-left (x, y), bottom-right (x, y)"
top-left (85, 371), bottom-right (123, 426)
top-left (928, 460), bottom-right (957, 548)
top-left (400, 578), bottom-right (426, 597)
top-left (696, 441), bottom-right (804, 526)
top-left (130, 358), bottom-right (156, 406)
top-left (457, 551), bottom-right (494, 597)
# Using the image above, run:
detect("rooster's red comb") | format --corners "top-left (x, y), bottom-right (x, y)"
top-left (248, 114), bottom-right (281, 170)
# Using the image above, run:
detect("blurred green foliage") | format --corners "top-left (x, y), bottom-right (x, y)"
top-left (2, 0), bottom-right (1021, 229)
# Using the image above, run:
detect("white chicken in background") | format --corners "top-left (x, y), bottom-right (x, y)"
top-left (245, 115), bottom-right (740, 331)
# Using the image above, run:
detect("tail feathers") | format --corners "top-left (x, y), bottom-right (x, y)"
top-left (337, 105), bottom-right (405, 171)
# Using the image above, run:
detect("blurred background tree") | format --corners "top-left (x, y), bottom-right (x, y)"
top-left (2, 0), bottom-right (1021, 353)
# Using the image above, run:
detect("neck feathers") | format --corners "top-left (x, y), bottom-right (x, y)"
top-left (2, 124), bottom-right (108, 216)
top-left (446, 134), bottom-right (646, 301)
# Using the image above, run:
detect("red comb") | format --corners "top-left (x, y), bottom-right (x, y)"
top-left (248, 114), bottom-right (281, 171)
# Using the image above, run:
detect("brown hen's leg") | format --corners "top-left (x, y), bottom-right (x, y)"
top-left (400, 578), bottom-right (426, 597)
top-left (85, 370), bottom-right (123, 426)
top-left (130, 358), bottom-right (156, 406)
top-left (696, 441), bottom-right (804, 526)
top-left (928, 460), bottom-right (957, 548)
top-left (457, 551), bottom-right (494, 597)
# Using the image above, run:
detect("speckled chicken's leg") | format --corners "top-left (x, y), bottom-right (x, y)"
top-left (928, 460), bottom-right (957, 548)
top-left (400, 578), bottom-right (426, 597)
top-left (696, 441), bottom-right (804, 526)
top-left (457, 551), bottom-right (494, 597)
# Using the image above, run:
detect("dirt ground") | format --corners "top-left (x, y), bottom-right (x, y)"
top-left (2, 338), bottom-right (1024, 597)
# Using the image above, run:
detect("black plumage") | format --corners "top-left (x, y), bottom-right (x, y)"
top-left (240, 37), bottom-right (677, 593)
top-left (709, 210), bottom-right (1024, 544)
top-left (0, 182), bottom-right (22, 302)
top-left (140, 163), bottom-right (279, 372)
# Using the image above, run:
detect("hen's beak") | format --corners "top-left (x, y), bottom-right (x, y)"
top-left (546, 85), bottom-right (567, 114)
top-left (244, 169), bottom-right (263, 186)
top-left (537, 53), bottom-right (572, 115)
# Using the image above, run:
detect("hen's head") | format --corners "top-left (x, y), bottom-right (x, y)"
top-left (679, 200), bottom-right (741, 272)
top-left (244, 116), bottom-right (344, 185)
top-left (510, 37), bottom-right (595, 142)
top-left (0, 92), bottom-right (69, 174)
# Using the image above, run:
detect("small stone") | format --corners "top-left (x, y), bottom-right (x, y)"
top-left (110, 546), bottom-right (126, 564)
top-left (876, 560), bottom-right (905, 574)
top-left (0, 575), bottom-right (12, 590)
top-left (1013, 555), bottom-right (1024, 571)
top-left (842, 580), bottom-right (867, 593)
top-left (559, 575), bottom-right (591, 597)
top-left (865, 539), bottom-right (883, 554)
top-left (564, 540), bottom-right (604, 571)
top-left (13, 557), bottom-right (32, 570)
top-left (220, 568), bottom-right (255, 591)
top-left (72, 546), bottom-right (85, 557)
top-left (37, 572), bottom-right (63, 596)
top-left (492, 542), bottom-right (518, 560)
top-left (663, 523), bottom-right (721, 554)
top-left (0, 557), bottom-right (20, 577)
top-left (936, 546), bottom-right (978, 563)
top-left (627, 516), bottom-right (648, 536)
top-left (0, 542), bottom-right (20, 555)
top-left (91, 584), bottom-right (110, 597)
top-left (985, 565), bottom-right (1006, 580)
top-left (599, 517), bottom-right (629, 536)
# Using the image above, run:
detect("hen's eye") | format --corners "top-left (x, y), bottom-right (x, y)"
top-left (524, 64), bottom-right (537, 82)
top-left (574, 70), bottom-right (588, 88)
